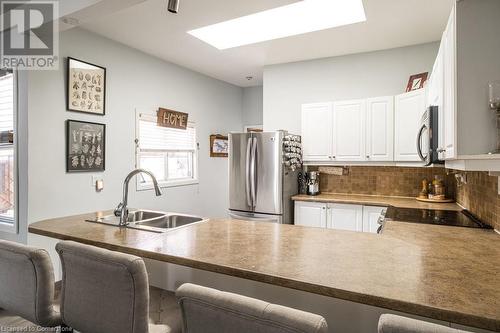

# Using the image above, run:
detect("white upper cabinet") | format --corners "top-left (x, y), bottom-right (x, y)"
top-left (394, 89), bottom-right (427, 161)
top-left (442, 6), bottom-right (456, 160)
top-left (366, 97), bottom-right (394, 161)
top-left (327, 203), bottom-right (363, 232)
top-left (332, 100), bottom-right (366, 161)
top-left (301, 103), bottom-right (333, 161)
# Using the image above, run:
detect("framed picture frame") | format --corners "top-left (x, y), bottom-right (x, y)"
top-left (244, 125), bottom-right (263, 133)
top-left (405, 72), bottom-right (429, 92)
top-left (66, 120), bottom-right (106, 172)
top-left (67, 57), bottom-right (106, 115)
top-left (210, 134), bottom-right (228, 157)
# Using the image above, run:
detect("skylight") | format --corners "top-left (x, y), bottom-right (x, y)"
top-left (188, 0), bottom-right (366, 50)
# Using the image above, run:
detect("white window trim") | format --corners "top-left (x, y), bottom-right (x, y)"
top-left (135, 109), bottom-right (199, 191)
top-left (0, 70), bottom-right (18, 234)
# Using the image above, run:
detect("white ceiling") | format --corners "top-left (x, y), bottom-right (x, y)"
top-left (76, 0), bottom-right (454, 87)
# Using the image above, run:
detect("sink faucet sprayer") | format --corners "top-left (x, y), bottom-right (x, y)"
top-left (114, 169), bottom-right (163, 226)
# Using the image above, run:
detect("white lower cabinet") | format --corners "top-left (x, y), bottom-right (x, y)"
top-left (294, 201), bottom-right (327, 228)
top-left (362, 206), bottom-right (386, 233)
top-left (294, 201), bottom-right (385, 233)
top-left (327, 203), bottom-right (363, 232)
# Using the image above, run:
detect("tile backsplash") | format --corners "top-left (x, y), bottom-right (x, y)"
top-left (311, 166), bottom-right (454, 198)
top-left (307, 166), bottom-right (500, 229)
top-left (453, 171), bottom-right (500, 230)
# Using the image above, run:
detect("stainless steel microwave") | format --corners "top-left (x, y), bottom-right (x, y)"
top-left (417, 106), bottom-right (443, 166)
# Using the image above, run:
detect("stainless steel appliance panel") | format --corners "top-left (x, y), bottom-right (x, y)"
top-left (253, 132), bottom-right (283, 215)
top-left (229, 210), bottom-right (283, 224)
top-left (229, 133), bottom-right (254, 212)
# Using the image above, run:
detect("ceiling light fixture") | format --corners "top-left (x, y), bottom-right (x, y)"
top-left (167, 0), bottom-right (179, 14)
top-left (188, 0), bottom-right (366, 50)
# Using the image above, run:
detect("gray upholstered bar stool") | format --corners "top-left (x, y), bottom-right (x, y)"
top-left (176, 283), bottom-right (328, 333)
top-left (378, 314), bottom-right (472, 333)
top-left (0, 240), bottom-right (62, 331)
top-left (56, 240), bottom-right (182, 333)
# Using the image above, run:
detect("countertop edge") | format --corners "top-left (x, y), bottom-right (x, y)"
top-left (291, 193), bottom-right (462, 211)
top-left (27, 224), bottom-right (499, 332)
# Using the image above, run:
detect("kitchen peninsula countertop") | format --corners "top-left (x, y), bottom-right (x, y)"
top-left (29, 213), bottom-right (499, 332)
top-left (292, 193), bottom-right (462, 211)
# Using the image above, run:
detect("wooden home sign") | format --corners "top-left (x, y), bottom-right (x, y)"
top-left (157, 108), bottom-right (189, 130)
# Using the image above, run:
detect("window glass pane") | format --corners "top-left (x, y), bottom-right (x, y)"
top-left (167, 152), bottom-right (193, 180)
top-left (139, 154), bottom-right (166, 183)
top-left (0, 148), bottom-right (14, 222)
top-left (0, 71), bottom-right (14, 144)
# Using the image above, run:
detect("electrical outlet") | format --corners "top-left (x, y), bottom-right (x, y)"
top-left (92, 175), bottom-right (103, 192)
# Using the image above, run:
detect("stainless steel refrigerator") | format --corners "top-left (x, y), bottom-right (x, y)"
top-left (228, 131), bottom-right (301, 224)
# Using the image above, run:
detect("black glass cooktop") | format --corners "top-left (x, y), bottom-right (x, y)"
top-left (384, 207), bottom-right (492, 229)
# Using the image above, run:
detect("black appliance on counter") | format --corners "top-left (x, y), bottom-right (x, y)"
top-left (377, 207), bottom-right (492, 233)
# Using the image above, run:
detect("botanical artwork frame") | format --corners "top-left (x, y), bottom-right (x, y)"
top-left (67, 57), bottom-right (106, 115)
top-left (210, 134), bottom-right (228, 157)
top-left (405, 72), bottom-right (429, 92)
top-left (66, 120), bottom-right (106, 172)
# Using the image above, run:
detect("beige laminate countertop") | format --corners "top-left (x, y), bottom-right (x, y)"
top-left (29, 213), bottom-right (499, 332)
top-left (292, 193), bottom-right (462, 211)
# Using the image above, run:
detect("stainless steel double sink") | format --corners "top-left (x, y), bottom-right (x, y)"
top-left (86, 210), bottom-right (206, 233)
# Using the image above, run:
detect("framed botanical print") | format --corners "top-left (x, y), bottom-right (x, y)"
top-left (67, 57), bottom-right (106, 115)
top-left (66, 120), bottom-right (105, 172)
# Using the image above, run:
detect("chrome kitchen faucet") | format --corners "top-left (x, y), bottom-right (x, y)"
top-left (114, 169), bottom-right (162, 226)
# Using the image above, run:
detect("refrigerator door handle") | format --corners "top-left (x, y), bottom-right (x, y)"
top-left (250, 137), bottom-right (258, 208)
top-left (245, 137), bottom-right (253, 208)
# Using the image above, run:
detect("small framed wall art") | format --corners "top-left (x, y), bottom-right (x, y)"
top-left (210, 134), bottom-right (228, 157)
top-left (405, 72), bottom-right (428, 92)
top-left (244, 125), bottom-right (263, 133)
top-left (67, 57), bottom-right (106, 115)
top-left (66, 120), bottom-right (105, 172)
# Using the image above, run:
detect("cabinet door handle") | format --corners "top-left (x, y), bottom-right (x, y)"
top-left (366, 155), bottom-right (370, 159)
top-left (437, 148), bottom-right (446, 153)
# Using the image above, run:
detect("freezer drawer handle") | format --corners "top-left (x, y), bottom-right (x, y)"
top-left (229, 212), bottom-right (279, 223)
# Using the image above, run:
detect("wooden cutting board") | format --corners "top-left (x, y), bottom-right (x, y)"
top-left (416, 197), bottom-right (454, 203)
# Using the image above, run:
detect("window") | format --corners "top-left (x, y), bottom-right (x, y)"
top-left (136, 112), bottom-right (198, 189)
top-left (0, 69), bottom-right (16, 231)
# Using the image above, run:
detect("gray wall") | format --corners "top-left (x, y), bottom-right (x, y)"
top-left (456, 0), bottom-right (500, 154)
top-left (242, 86), bottom-right (263, 127)
top-left (263, 42), bottom-right (439, 133)
top-left (26, 28), bottom-right (243, 232)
